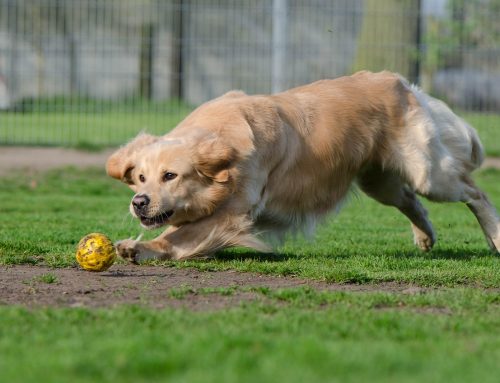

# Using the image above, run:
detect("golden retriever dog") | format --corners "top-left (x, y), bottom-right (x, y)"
top-left (106, 71), bottom-right (500, 263)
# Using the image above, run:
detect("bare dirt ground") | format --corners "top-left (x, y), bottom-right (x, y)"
top-left (0, 146), bottom-right (497, 309)
top-left (0, 265), bottom-right (427, 309)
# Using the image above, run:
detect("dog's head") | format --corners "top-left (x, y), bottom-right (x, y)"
top-left (106, 132), bottom-right (239, 228)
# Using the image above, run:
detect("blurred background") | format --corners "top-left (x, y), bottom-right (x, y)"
top-left (0, 0), bottom-right (499, 147)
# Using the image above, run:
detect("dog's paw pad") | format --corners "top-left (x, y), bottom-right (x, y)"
top-left (115, 239), bottom-right (139, 264)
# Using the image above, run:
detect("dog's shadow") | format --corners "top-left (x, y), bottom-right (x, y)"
top-left (103, 246), bottom-right (494, 278)
top-left (213, 247), bottom-right (495, 262)
top-left (386, 247), bottom-right (494, 260)
top-left (213, 250), bottom-right (298, 262)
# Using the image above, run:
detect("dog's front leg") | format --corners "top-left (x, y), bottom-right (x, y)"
top-left (116, 214), bottom-right (270, 264)
top-left (115, 237), bottom-right (173, 264)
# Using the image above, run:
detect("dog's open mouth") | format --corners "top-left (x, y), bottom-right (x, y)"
top-left (139, 210), bottom-right (174, 227)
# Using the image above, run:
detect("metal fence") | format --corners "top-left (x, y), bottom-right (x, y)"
top-left (0, 0), bottom-right (499, 147)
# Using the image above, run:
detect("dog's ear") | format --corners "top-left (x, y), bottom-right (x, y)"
top-left (193, 138), bottom-right (238, 183)
top-left (106, 133), bottom-right (159, 185)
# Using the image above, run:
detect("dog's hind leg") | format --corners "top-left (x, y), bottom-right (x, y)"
top-left (460, 176), bottom-right (500, 253)
top-left (398, 189), bottom-right (436, 251)
top-left (359, 170), bottom-right (436, 251)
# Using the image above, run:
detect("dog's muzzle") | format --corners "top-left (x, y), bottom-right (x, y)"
top-left (138, 210), bottom-right (175, 227)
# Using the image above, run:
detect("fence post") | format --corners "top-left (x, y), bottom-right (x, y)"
top-left (56, 0), bottom-right (78, 95)
top-left (411, 0), bottom-right (422, 85)
top-left (7, 0), bottom-right (19, 101)
top-left (170, 0), bottom-right (184, 101)
top-left (140, 23), bottom-right (155, 100)
top-left (272, 0), bottom-right (287, 93)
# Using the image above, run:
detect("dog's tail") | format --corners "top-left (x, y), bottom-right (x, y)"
top-left (467, 122), bottom-right (485, 169)
top-left (401, 76), bottom-right (485, 172)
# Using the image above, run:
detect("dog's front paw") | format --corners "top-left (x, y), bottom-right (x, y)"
top-left (115, 239), bottom-right (139, 264)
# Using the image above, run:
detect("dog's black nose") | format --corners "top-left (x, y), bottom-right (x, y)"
top-left (132, 194), bottom-right (150, 211)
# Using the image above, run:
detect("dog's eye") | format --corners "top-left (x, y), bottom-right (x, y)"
top-left (139, 174), bottom-right (146, 183)
top-left (162, 172), bottom-right (177, 182)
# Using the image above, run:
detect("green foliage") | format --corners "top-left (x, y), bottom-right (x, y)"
top-left (353, 0), bottom-right (420, 79)
top-left (423, 0), bottom-right (500, 74)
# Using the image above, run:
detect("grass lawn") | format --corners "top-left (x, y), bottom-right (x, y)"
top-left (0, 100), bottom-right (192, 148)
top-left (0, 289), bottom-right (499, 383)
top-left (2, 167), bottom-right (499, 286)
top-left (461, 112), bottom-right (500, 157)
top-left (2, 167), bottom-right (500, 382)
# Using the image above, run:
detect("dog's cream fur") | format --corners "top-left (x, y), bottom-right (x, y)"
top-left (107, 71), bottom-right (500, 262)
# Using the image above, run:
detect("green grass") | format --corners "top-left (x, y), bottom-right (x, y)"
top-left (0, 288), bottom-right (499, 383)
top-left (461, 112), bottom-right (500, 156)
top-left (0, 100), bottom-right (192, 147)
top-left (2, 167), bottom-right (500, 382)
top-left (1, 167), bottom-right (500, 286)
top-left (1, 103), bottom-right (499, 154)
top-left (36, 273), bottom-right (58, 284)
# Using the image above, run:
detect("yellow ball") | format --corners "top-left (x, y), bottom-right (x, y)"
top-left (76, 233), bottom-right (116, 272)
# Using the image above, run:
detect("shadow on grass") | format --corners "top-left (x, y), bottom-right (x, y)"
top-left (102, 270), bottom-right (177, 278)
top-left (213, 250), bottom-right (299, 262)
top-left (1, 245), bottom-right (494, 269)
top-left (211, 246), bottom-right (496, 263)
top-left (388, 247), bottom-right (495, 260)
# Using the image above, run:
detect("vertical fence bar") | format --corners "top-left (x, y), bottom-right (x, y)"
top-left (170, 0), bottom-right (184, 101)
top-left (272, 0), bottom-right (287, 94)
top-left (140, 23), bottom-right (154, 100)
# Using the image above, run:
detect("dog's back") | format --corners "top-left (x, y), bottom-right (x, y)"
top-left (238, 71), bottom-right (496, 250)
top-left (185, 71), bottom-right (489, 239)
top-left (264, 71), bottom-right (485, 204)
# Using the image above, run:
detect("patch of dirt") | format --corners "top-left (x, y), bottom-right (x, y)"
top-left (0, 265), bottom-right (428, 310)
top-left (1, 146), bottom-right (500, 177)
